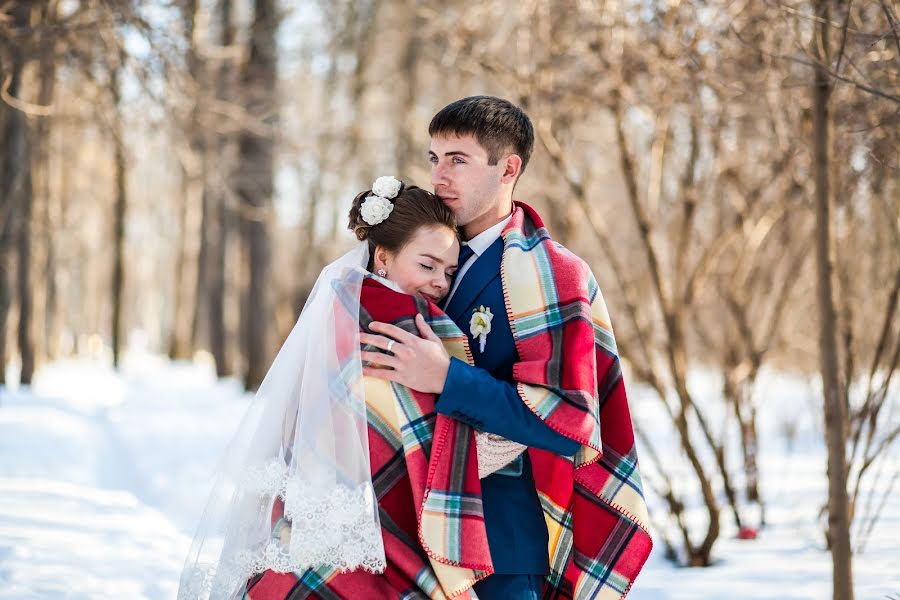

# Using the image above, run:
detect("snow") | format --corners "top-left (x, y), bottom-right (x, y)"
top-left (1, 344), bottom-right (898, 599)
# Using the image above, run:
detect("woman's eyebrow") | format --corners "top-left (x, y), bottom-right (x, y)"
top-left (420, 253), bottom-right (445, 264)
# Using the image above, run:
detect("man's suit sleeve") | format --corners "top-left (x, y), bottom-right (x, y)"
top-left (437, 357), bottom-right (580, 456)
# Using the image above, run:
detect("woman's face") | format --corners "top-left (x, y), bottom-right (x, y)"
top-left (375, 225), bottom-right (459, 303)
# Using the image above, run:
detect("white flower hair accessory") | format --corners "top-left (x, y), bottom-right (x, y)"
top-left (360, 176), bottom-right (402, 226)
top-left (360, 195), bottom-right (394, 226)
top-left (372, 175), bottom-right (402, 199)
top-left (469, 305), bottom-right (493, 353)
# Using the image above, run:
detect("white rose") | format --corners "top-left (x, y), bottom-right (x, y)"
top-left (371, 175), bottom-right (402, 199)
top-left (470, 306), bottom-right (493, 352)
top-left (360, 195), bottom-right (394, 225)
top-left (469, 306), bottom-right (493, 338)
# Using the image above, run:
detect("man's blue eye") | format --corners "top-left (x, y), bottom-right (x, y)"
top-left (453, 157), bottom-right (465, 164)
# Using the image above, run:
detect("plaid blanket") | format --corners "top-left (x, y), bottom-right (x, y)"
top-left (246, 280), bottom-right (492, 600)
top-left (500, 202), bottom-right (651, 598)
top-left (246, 201), bottom-right (650, 599)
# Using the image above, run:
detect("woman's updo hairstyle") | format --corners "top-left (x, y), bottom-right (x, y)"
top-left (347, 181), bottom-right (457, 271)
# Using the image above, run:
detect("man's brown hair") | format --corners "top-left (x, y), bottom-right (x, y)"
top-left (429, 96), bottom-right (535, 175)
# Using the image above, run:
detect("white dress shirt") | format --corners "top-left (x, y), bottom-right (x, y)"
top-left (444, 212), bottom-right (513, 306)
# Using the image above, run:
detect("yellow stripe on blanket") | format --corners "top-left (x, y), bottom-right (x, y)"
top-left (363, 377), bottom-right (402, 437)
top-left (604, 482), bottom-right (651, 533)
top-left (502, 247), bottom-right (546, 318)
top-left (589, 288), bottom-right (613, 331)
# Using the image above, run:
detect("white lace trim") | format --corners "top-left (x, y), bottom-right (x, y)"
top-left (179, 564), bottom-right (240, 600)
top-left (237, 478), bottom-right (386, 575)
top-left (239, 458), bottom-right (289, 496)
top-left (179, 461), bottom-right (385, 600)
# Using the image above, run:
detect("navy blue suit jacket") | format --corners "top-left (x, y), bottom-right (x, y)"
top-left (438, 237), bottom-right (579, 574)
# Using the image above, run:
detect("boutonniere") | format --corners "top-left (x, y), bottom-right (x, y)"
top-left (469, 305), bottom-right (493, 353)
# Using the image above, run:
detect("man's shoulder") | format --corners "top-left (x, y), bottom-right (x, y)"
top-left (509, 202), bottom-right (595, 283)
top-left (541, 234), bottom-right (593, 278)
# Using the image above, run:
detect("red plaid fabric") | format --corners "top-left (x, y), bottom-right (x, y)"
top-left (247, 202), bottom-right (650, 599)
top-left (499, 202), bottom-right (651, 598)
top-left (248, 281), bottom-right (492, 600)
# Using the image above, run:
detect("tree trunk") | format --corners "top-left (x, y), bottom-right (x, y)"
top-left (186, 0), bottom-right (210, 359)
top-left (170, 172), bottom-right (194, 359)
top-left (110, 63), bottom-right (128, 368)
top-left (26, 4), bottom-right (58, 379)
top-left (395, 7), bottom-right (422, 176)
top-left (168, 0), bottom-right (205, 361)
top-left (47, 119), bottom-right (70, 361)
top-left (208, 0), bottom-right (236, 378)
top-left (812, 1), bottom-right (854, 598)
top-left (209, 187), bottom-right (231, 376)
top-left (237, 0), bottom-right (277, 390)
top-left (0, 6), bottom-right (31, 385)
top-left (15, 150), bottom-right (34, 384)
top-left (0, 211), bottom-right (13, 387)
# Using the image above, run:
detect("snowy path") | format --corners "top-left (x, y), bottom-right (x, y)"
top-left (0, 353), bottom-right (248, 599)
top-left (0, 351), bottom-right (898, 599)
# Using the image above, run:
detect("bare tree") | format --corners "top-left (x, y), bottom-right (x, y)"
top-left (169, 0), bottom-right (205, 361)
top-left (32, 2), bottom-right (60, 368)
top-left (208, 0), bottom-right (239, 378)
top-left (237, 0), bottom-right (278, 390)
top-left (0, 2), bottom-right (34, 384)
top-left (811, 2), bottom-right (854, 596)
top-left (109, 54), bottom-right (128, 369)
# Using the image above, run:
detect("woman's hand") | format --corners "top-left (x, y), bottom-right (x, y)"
top-left (360, 314), bottom-right (450, 395)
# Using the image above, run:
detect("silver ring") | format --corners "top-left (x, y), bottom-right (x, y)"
top-left (386, 340), bottom-right (395, 353)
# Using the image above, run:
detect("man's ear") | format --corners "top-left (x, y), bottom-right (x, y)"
top-left (500, 154), bottom-right (523, 184)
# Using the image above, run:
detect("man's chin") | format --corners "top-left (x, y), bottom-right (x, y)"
top-left (441, 200), bottom-right (468, 222)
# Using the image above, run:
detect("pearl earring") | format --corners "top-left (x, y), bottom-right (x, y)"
top-left (377, 268), bottom-right (387, 277)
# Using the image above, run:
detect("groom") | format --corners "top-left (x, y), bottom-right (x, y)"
top-left (362, 96), bottom-right (651, 599)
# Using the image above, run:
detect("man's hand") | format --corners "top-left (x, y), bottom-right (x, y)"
top-left (360, 314), bottom-right (450, 394)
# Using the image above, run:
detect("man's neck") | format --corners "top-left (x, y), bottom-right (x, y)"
top-left (463, 201), bottom-right (514, 241)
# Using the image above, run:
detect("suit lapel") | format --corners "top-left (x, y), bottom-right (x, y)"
top-left (445, 237), bottom-right (504, 323)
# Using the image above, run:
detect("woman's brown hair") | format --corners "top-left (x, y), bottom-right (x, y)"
top-left (347, 183), bottom-right (457, 270)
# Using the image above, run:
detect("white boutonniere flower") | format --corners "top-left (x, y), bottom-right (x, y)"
top-left (469, 305), bottom-right (493, 353)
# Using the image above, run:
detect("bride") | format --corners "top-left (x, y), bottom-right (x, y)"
top-left (179, 177), bottom-right (520, 600)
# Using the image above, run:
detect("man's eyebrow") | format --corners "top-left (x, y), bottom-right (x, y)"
top-left (428, 150), bottom-right (472, 158)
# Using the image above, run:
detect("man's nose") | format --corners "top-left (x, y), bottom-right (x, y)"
top-left (431, 163), bottom-right (447, 187)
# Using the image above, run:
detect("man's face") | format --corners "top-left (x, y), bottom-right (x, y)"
top-left (429, 134), bottom-right (507, 234)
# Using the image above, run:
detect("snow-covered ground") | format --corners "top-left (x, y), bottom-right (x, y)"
top-left (0, 343), bottom-right (897, 599)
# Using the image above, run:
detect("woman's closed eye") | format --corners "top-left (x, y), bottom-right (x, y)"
top-left (420, 263), bottom-right (435, 272)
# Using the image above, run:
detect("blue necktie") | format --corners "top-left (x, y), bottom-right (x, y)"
top-left (457, 242), bottom-right (475, 270)
top-left (444, 243), bottom-right (475, 311)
